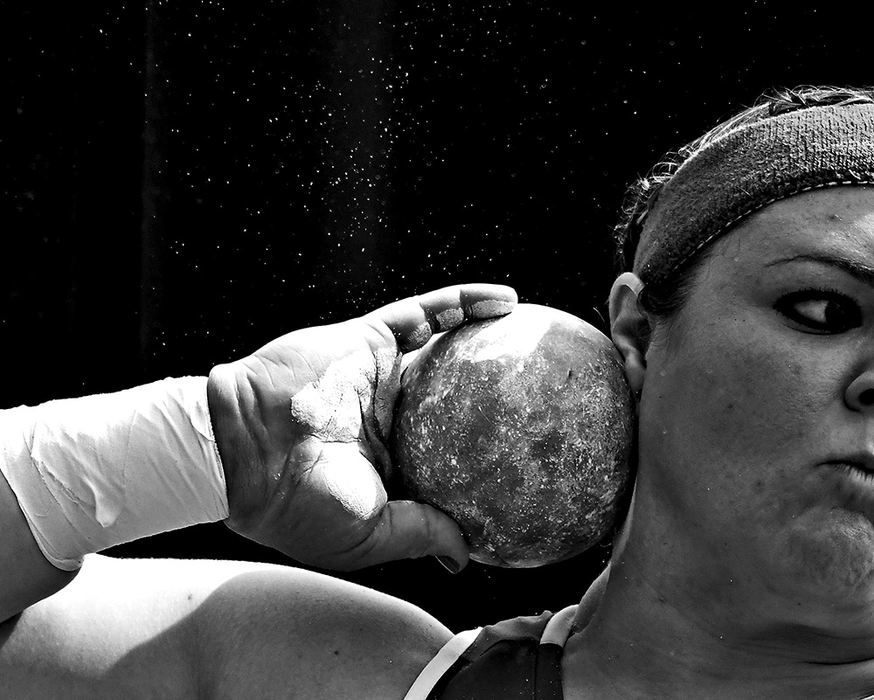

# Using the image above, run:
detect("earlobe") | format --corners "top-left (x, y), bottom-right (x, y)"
top-left (608, 272), bottom-right (649, 398)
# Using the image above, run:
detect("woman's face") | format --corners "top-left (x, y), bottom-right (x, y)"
top-left (634, 187), bottom-right (874, 608)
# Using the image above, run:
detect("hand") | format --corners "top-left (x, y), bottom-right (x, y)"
top-left (207, 284), bottom-right (517, 571)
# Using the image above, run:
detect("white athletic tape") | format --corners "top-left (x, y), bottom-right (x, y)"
top-left (0, 377), bottom-right (229, 570)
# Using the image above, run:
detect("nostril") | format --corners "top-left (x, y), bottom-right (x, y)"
top-left (860, 388), bottom-right (874, 406)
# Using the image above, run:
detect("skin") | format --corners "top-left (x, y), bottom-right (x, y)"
top-left (14, 190), bottom-right (874, 697)
top-left (0, 555), bottom-right (452, 699)
top-left (564, 186), bottom-right (874, 698)
top-left (0, 283), bottom-right (517, 623)
top-left (207, 283), bottom-right (517, 573)
top-left (1, 282), bottom-right (524, 698)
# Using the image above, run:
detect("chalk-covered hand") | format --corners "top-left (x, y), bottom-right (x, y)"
top-left (207, 284), bottom-right (517, 571)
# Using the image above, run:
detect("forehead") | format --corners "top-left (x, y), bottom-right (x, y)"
top-left (710, 186), bottom-right (874, 269)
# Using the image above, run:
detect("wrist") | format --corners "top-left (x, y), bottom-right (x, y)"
top-left (207, 363), bottom-right (240, 507)
top-left (0, 377), bottom-right (228, 570)
top-left (207, 362), bottom-right (264, 532)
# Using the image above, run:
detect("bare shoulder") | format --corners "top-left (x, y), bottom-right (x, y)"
top-left (180, 558), bottom-right (453, 699)
top-left (1, 555), bottom-right (452, 700)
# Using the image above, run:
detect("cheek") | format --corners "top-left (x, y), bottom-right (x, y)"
top-left (692, 352), bottom-right (806, 456)
top-left (640, 320), bottom-right (836, 507)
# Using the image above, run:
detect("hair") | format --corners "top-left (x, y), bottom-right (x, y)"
top-left (614, 85), bottom-right (874, 319)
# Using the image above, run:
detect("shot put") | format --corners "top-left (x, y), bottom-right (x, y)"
top-left (390, 303), bottom-right (634, 568)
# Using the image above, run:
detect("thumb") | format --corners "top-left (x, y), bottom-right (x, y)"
top-left (366, 500), bottom-right (470, 572)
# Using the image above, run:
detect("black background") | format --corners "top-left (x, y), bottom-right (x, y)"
top-left (3, 2), bottom-right (871, 631)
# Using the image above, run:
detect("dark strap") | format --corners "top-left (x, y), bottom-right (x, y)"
top-left (534, 642), bottom-right (564, 700)
top-left (426, 611), bottom-right (564, 699)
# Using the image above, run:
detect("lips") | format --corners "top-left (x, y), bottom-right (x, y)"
top-left (826, 452), bottom-right (874, 473)
top-left (826, 459), bottom-right (874, 506)
top-left (830, 462), bottom-right (874, 483)
top-left (813, 453), bottom-right (874, 516)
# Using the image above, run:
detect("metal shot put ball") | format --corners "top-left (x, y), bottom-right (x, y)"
top-left (390, 303), bottom-right (635, 568)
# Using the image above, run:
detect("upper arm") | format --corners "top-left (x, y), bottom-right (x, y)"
top-left (0, 555), bottom-right (204, 698)
top-left (193, 565), bottom-right (453, 699)
top-left (0, 555), bottom-right (452, 700)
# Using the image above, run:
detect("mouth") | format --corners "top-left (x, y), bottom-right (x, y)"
top-left (826, 459), bottom-right (874, 489)
top-left (820, 456), bottom-right (874, 517)
top-left (832, 461), bottom-right (874, 477)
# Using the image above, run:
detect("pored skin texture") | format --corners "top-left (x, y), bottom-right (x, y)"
top-left (391, 304), bottom-right (635, 567)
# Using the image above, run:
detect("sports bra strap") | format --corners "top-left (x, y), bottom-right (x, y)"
top-left (404, 627), bottom-right (482, 700)
top-left (403, 605), bottom-right (577, 699)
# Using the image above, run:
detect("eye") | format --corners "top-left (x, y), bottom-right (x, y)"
top-left (774, 289), bottom-right (862, 333)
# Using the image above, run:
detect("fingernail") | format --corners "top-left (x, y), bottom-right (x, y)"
top-left (435, 555), bottom-right (460, 574)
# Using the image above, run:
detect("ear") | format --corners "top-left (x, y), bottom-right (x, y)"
top-left (608, 272), bottom-right (649, 398)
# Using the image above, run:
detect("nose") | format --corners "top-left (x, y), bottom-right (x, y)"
top-left (845, 370), bottom-right (874, 412)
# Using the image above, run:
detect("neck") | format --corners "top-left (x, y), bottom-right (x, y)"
top-left (566, 511), bottom-right (874, 698)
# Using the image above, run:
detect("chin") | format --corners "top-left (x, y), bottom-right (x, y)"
top-left (776, 508), bottom-right (874, 603)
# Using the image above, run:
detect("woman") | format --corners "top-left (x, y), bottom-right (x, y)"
top-left (4, 85), bottom-right (874, 698)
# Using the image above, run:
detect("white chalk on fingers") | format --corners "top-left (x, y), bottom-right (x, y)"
top-left (435, 307), bottom-right (463, 331)
top-left (468, 299), bottom-right (516, 318)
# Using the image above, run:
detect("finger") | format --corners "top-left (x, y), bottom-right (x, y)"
top-left (418, 283), bottom-right (518, 328)
top-left (363, 500), bottom-right (470, 571)
top-left (398, 331), bottom-right (443, 374)
top-left (364, 283), bottom-right (517, 353)
top-left (400, 346), bottom-right (422, 374)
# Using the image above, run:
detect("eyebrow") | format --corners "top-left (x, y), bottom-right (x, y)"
top-left (764, 253), bottom-right (874, 289)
